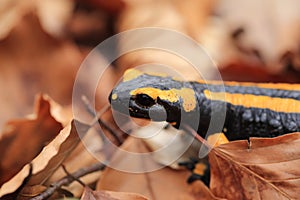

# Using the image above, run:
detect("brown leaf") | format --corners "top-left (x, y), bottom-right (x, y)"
top-left (0, 0), bottom-right (33, 39)
top-left (85, 0), bottom-right (125, 15)
top-left (82, 187), bottom-right (148, 200)
top-left (209, 132), bottom-right (300, 200)
top-left (0, 120), bottom-right (89, 198)
top-left (47, 140), bottom-right (102, 197)
top-left (220, 63), bottom-right (300, 83)
top-left (18, 185), bottom-right (47, 199)
top-left (189, 181), bottom-right (225, 200)
top-left (0, 95), bottom-right (63, 185)
top-left (0, 12), bottom-right (83, 129)
top-left (116, 0), bottom-right (214, 80)
top-left (0, 0), bottom-right (74, 39)
top-left (97, 137), bottom-right (203, 200)
top-left (67, 5), bottom-right (112, 47)
top-left (36, 0), bottom-right (74, 38)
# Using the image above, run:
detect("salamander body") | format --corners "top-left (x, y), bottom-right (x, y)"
top-left (109, 69), bottom-right (300, 140)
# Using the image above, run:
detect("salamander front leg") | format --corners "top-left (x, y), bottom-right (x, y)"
top-left (179, 158), bottom-right (210, 186)
top-left (179, 132), bottom-right (229, 186)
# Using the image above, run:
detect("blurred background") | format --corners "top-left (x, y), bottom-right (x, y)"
top-left (0, 0), bottom-right (300, 130)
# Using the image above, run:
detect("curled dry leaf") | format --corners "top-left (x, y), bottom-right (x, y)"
top-left (0, 120), bottom-right (89, 199)
top-left (0, 95), bottom-right (63, 186)
top-left (82, 187), bottom-right (148, 200)
top-left (209, 132), bottom-right (300, 200)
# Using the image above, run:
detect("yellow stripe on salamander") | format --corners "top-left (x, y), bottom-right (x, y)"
top-left (204, 90), bottom-right (300, 113)
top-left (130, 87), bottom-right (196, 112)
top-left (197, 79), bottom-right (300, 91)
top-left (123, 69), bottom-right (300, 92)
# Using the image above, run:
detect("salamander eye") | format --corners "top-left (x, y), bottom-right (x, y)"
top-left (134, 94), bottom-right (155, 107)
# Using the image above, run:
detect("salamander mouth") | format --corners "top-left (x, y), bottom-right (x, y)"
top-left (109, 91), bottom-right (173, 122)
top-left (129, 98), bottom-right (169, 121)
top-left (128, 100), bottom-right (151, 118)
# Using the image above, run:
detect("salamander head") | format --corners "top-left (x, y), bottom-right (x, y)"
top-left (109, 69), bottom-right (197, 124)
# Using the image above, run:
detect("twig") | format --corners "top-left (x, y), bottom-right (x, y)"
top-left (30, 162), bottom-right (105, 200)
top-left (97, 118), bottom-right (123, 145)
top-left (61, 165), bottom-right (85, 187)
top-left (81, 95), bottom-right (123, 145)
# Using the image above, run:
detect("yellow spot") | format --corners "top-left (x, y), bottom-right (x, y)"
top-left (123, 69), bottom-right (170, 82)
top-left (123, 69), bottom-right (143, 82)
top-left (111, 93), bottom-right (118, 100)
top-left (204, 90), bottom-right (300, 113)
top-left (252, 83), bottom-right (300, 91)
top-left (145, 72), bottom-right (168, 78)
top-left (193, 163), bottom-right (207, 176)
top-left (197, 80), bottom-right (300, 91)
top-left (207, 133), bottom-right (229, 147)
top-left (130, 87), bottom-right (196, 112)
top-left (170, 122), bottom-right (177, 126)
top-left (175, 88), bottom-right (197, 112)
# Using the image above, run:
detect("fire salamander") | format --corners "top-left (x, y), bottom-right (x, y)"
top-left (109, 69), bottom-right (300, 141)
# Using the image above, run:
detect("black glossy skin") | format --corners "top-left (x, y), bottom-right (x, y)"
top-left (109, 73), bottom-right (300, 140)
top-left (190, 82), bottom-right (300, 140)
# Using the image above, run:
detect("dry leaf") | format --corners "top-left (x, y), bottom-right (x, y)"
top-left (116, 0), bottom-right (215, 80)
top-left (0, 95), bottom-right (63, 185)
top-left (18, 185), bottom-right (47, 199)
top-left (209, 132), bottom-right (300, 199)
top-left (67, 5), bottom-right (111, 47)
top-left (0, 0), bottom-right (34, 39)
top-left (47, 141), bottom-right (102, 198)
top-left (97, 137), bottom-right (205, 200)
top-left (82, 187), bottom-right (148, 200)
top-left (189, 181), bottom-right (225, 200)
top-left (0, 0), bottom-right (74, 39)
top-left (211, 0), bottom-right (300, 73)
top-left (220, 63), bottom-right (300, 83)
top-left (0, 120), bottom-right (89, 199)
top-left (36, 0), bottom-right (74, 38)
top-left (85, 0), bottom-right (125, 15)
top-left (0, 12), bottom-right (83, 129)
